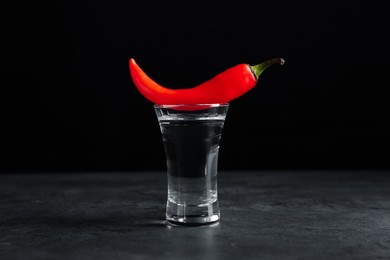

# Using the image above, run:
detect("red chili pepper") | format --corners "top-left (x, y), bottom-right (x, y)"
top-left (129, 57), bottom-right (284, 105)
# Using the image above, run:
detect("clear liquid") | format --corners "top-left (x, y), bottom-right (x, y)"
top-left (159, 119), bottom-right (225, 224)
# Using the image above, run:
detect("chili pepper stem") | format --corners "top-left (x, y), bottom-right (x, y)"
top-left (251, 58), bottom-right (285, 80)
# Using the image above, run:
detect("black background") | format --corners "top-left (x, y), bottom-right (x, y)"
top-left (1, 1), bottom-right (389, 172)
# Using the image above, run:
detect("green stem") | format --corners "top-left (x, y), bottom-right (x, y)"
top-left (251, 58), bottom-right (285, 80)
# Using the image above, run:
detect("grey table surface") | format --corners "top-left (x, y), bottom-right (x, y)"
top-left (1, 171), bottom-right (390, 260)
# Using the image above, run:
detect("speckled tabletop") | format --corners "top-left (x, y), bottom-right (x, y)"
top-left (1, 171), bottom-right (390, 260)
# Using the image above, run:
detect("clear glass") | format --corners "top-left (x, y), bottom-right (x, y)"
top-left (154, 104), bottom-right (229, 225)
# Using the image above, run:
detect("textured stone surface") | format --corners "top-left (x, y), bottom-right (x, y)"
top-left (1, 171), bottom-right (390, 259)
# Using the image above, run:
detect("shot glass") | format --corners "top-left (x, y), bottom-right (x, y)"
top-left (154, 104), bottom-right (229, 225)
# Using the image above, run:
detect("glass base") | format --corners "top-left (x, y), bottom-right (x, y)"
top-left (166, 200), bottom-right (220, 226)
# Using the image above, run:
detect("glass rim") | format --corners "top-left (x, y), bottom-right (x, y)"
top-left (153, 103), bottom-right (229, 109)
